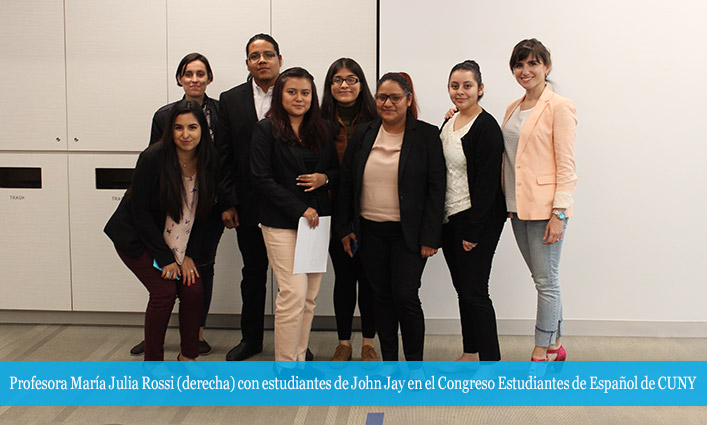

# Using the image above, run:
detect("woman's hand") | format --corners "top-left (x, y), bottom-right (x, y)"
top-left (302, 207), bottom-right (319, 229)
top-left (180, 256), bottom-right (200, 286)
top-left (221, 207), bottom-right (239, 228)
top-left (421, 245), bottom-right (438, 259)
top-left (297, 173), bottom-right (327, 192)
top-left (444, 107), bottom-right (458, 120)
top-left (161, 262), bottom-right (181, 280)
top-left (462, 240), bottom-right (478, 251)
top-left (543, 215), bottom-right (565, 244)
top-left (341, 232), bottom-right (358, 258)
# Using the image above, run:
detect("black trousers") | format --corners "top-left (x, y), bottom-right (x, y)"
top-left (329, 237), bottom-right (376, 341)
top-left (359, 219), bottom-right (427, 361)
top-left (198, 223), bottom-right (224, 328)
top-left (441, 212), bottom-right (504, 360)
top-left (235, 224), bottom-right (269, 346)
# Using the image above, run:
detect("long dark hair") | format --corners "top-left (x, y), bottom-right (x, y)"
top-left (321, 58), bottom-right (377, 124)
top-left (377, 72), bottom-right (419, 119)
top-left (158, 99), bottom-right (219, 222)
top-left (266, 67), bottom-right (328, 152)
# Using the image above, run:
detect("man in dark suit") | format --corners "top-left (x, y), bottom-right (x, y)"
top-left (216, 34), bottom-right (282, 361)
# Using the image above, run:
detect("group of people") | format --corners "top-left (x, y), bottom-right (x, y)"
top-left (104, 34), bottom-right (577, 363)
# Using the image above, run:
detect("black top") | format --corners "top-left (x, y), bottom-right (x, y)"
top-left (337, 104), bottom-right (357, 141)
top-left (149, 94), bottom-right (219, 146)
top-left (104, 145), bottom-right (223, 267)
top-left (440, 110), bottom-right (507, 243)
top-left (215, 81), bottom-right (260, 224)
top-left (335, 116), bottom-right (446, 252)
top-left (250, 119), bottom-right (340, 230)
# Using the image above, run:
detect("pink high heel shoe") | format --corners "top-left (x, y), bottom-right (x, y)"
top-left (547, 345), bottom-right (566, 361)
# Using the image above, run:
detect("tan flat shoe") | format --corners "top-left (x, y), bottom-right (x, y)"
top-left (331, 344), bottom-right (352, 361)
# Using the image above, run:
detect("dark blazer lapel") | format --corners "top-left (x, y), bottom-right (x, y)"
top-left (356, 120), bottom-right (381, 186)
top-left (398, 116), bottom-right (418, 181)
top-left (238, 81), bottom-right (258, 125)
top-left (314, 140), bottom-right (331, 170)
top-left (285, 144), bottom-right (307, 173)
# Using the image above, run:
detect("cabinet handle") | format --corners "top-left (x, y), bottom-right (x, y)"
top-left (74, 137), bottom-right (79, 142)
top-left (56, 137), bottom-right (61, 142)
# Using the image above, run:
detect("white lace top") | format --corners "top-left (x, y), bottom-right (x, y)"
top-left (441, 113), bottom-right (478, 221)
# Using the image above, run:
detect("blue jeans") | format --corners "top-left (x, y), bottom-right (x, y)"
top-left (511, 217), bottom-right (567, 347)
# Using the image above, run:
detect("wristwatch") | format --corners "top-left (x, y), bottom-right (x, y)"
top-left (552, 209), bottom-right (566, 220)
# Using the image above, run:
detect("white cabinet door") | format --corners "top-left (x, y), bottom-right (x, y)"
top-left (0, 153), bottom-right (71, 310)
top-left (167, 0), bottom-right (271, 102)
top-left (65, 0), bottom-right (167, 152)
top-left (68, 153), bottom-right (147, 311)
top-left (0, 0), bottom-right (67, 151)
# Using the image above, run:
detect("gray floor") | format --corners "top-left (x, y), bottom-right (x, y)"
top-left (1, 324), bottom-right (706, 424)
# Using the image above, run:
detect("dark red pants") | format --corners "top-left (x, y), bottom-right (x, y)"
top-left (117, 249), bottom-right (203, 360)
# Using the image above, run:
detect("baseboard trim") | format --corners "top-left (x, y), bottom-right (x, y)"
top-left (1, 311), bottom-right (705, 338)
top-left (426, 318), bottom-right (707, 338)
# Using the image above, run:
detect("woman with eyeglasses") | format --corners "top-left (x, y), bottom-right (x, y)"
top-left (440, 60), bottom-right (506, 361)
top-left (320, 58), bottom-right (379, 361)
top-left (502, 39), bottom-right (577, 361)
top-left (250, 67), bottom-right (339, 361)
top-left (336, 72), bottom-right (445, 361)
top-left (105, 100), bottom-right (222, 361)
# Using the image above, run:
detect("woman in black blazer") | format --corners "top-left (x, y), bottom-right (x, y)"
top-left (440, 61), bottom-right (507, 361)
top-left (250, 67), bottom-right (339, 361)
top-left (336, 72), bottom-right (446, 361)
top-left (131, 52), bottom-right (222, 357)
top-left (105, 100), bottom-right (222, 361)
top-left (320, 57), bottom-right (379, 361)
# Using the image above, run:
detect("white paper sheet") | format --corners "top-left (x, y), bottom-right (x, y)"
top-left (292, 216), bottom-right (331, 274)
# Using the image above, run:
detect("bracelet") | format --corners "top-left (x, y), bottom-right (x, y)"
top-left (552, 209), bottom-right (566, 220)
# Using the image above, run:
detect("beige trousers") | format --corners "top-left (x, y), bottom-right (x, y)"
top-left (261, 225), bottom-right (323, 361)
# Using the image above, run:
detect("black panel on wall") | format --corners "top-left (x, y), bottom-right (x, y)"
top-left (0, 167), bottom-right (42, 188)
top-left (95, 168), bottom-right (134, 190)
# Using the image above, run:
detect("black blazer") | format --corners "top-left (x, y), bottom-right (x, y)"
top-left (149, 94), bottom-right (219, 145)
top-left (104, 145), bottom-right (222, 267)
top-left (250, 119), bottom-right (339, 229)
top-left (335, 116), bottom-right (446, 252)
top-left (440, 110), bottom-right (507, 243)
top-left (215, 80), bottom-right (259, 225)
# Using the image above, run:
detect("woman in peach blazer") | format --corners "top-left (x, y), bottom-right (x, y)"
top-left (501, 38), bottom-right (577, 361)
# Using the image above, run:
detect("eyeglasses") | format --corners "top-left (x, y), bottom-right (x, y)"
top-left (375, 92), bottom-right (410, 104)
top-left (332, 76), bottom-right (359, 86)
top-left (247, 51), bottom-right (278, 62)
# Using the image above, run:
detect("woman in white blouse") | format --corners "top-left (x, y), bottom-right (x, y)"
top-left (440, 60), bottom-right (507, 361)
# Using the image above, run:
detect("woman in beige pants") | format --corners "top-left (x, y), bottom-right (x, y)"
top-left (250, 67), bottom-right (339, 360)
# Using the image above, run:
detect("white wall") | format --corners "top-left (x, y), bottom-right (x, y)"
top-left (381, 0), bottom-right (707, 332)
top-left (0, 0), bottom-right (377, 318)
top-left (1, 0), bottom-right (705, 336)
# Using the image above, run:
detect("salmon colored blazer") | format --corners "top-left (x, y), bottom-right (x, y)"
top-left (501, 85), bottom-right (577, 220)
